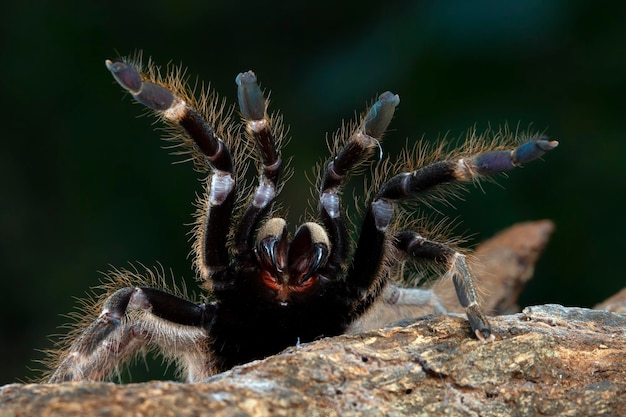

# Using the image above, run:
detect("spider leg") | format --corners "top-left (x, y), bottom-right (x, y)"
top-left (231, 71), bottom-right (283, 265)
top-left (394, 231), bottom-right (492, 339)
top-left (381, 284), bottom-right (447, 315)
top-left (105, 60), bottom-right (236, 281)
top-left (319, 92), bottom-right (400, 273)
top-left (347, 137), bottom-right (558, 338)
top-left (48, 286), bottom-right (212, 382)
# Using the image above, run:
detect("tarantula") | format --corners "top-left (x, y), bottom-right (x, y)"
top-left (46, 57), bottom-right (557, 383)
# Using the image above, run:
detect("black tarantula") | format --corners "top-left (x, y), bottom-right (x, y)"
top-left (46, 57), bottom-right (557, 383)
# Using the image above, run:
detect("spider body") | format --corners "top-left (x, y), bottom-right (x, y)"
top-left (46, 58), bottom-right (557, 383)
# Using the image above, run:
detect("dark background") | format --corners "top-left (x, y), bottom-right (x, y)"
top-left (2, 1), bottom-right (624, 384)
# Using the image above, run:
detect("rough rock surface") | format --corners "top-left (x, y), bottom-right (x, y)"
top-left (1, 305), bottom-right (625, 416)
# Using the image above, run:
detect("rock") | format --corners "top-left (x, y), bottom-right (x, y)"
top-left (2, 304), bottom-right (625, 416)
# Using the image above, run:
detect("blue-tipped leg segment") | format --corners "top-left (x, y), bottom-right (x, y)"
top-left (513, 137), bottom-right (559, 164)
top-left (473, 136), bottom-right (559, 175)
top-left (373, 134), bottom-right (559, 220)
top-left (232, 70), bottom-right (282, 256)
top-left (105, 60), bottom-right (142, 92)
top-left (364, 91), bottom-right (400, 138)
top-left (105, 60), bottom-right (174, 111)
top-left (236, 71), bottom-right (265, 121)
top-left (105, 59), bottom-right (237, 279)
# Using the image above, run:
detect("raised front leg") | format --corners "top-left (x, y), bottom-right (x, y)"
top-left (232, 71), bottom-right (284, 264)
top-left (105, 60), bottom-right (237, 282)
top-left (318, 92), bottom-right (400, 275)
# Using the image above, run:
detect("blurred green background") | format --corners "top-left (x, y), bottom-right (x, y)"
top-left (2, 1), bottom-right (624, 384)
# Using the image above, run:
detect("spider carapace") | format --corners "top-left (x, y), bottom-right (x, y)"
top-left (46, 57), bottom-right (557, 382)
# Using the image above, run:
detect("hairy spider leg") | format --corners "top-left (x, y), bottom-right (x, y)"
top-left (347, 137), bottom-right (559, 339)
top-left (231, 71), bottom-right (282, 265)
top-left (105, 60), bottom-right (236, 281)
top-left (49, 61), bottom-right (244, 382)
top-left (393, 231), bottom-right (491, 339)
top-left (318, 92), bottom-right (400, 275)
top-left (47, 285), bottom-right (213, 382)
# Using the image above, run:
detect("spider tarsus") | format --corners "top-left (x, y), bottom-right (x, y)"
top-left (105, 60), bottom-right (142, 92)
top-left (364, 91), bottom-right (400, 138)
top-left (466, 304), bottom-right (492, 340)
top-left (105, 59), bottom-right (175, 111)
top-left (475, 328), bottom-right (496, 342)
top-left (473, 136), bottom-right (559, 175)
top-left (512, 136), bottom-right (559, 165)
top-left (236, 70), bottom-right (265, 120)
top-left (236, 71), bottom-right (279, 183)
